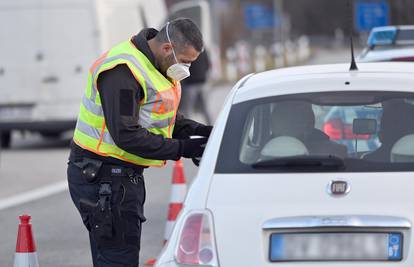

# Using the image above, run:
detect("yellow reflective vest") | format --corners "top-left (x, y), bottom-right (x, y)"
top-left (73, 40), bottom-right (181, 167)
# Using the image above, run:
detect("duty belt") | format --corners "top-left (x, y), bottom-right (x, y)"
top-left (100, 164), bottom-right (144, 178)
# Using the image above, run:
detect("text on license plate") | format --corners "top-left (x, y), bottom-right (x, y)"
top-left (270, 232), bottom-right (402, 262)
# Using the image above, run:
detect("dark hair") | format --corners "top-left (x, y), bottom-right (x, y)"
top-left (156, 18), bottom-right (203, 52)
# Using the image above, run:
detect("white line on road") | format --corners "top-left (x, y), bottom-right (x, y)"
top-left (0, 181), bottom-right (68, 211)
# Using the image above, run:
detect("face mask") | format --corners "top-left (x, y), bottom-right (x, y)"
top-left (165, 22), bottom-right (191, 81)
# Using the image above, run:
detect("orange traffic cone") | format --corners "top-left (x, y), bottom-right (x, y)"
top-left (144, 258), bottom-right (157, 266)
top-left (145, 160), bottom-right (188, 266)
top-left (13, 214), bottom-right (39, 267)
top-left (164, 160), bottom-right (187, 243)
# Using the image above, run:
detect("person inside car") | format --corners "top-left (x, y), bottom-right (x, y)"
top-left (364, 100), bottom-right (414, 162)
top-left (269, 101), bottom-right (348, 158)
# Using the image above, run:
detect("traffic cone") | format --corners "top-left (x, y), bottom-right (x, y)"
top-left (164, 160), bottom-right (187, 243)
top-left (13, 214), bottom-right (39, 267)
top-left (144, 258), bottom-right (157, 266)
top-left (145, 160), bottom-right (188, 266)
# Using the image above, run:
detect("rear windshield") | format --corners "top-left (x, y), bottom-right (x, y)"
top-left (397, 29), bottom-right (414, 44)
top-left (215, 91), bottom-right (414, 173)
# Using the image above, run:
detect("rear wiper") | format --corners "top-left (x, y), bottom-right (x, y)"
top-left (252, 155), bottom-right (345, 170)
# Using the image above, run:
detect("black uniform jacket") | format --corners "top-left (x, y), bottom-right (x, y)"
top-left (69, 28), bottom-right (206, 168)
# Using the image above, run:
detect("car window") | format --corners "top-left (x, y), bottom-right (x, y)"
top-left (323, 106), bottom-right (382, 153)
top-left (216, 91), bottom-right (414, 173)
top-left (396, 29), bottom-right (414, 44)
top-left (239, 104), bottom-right (271, 163)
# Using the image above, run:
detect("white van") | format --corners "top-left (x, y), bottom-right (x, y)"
top-left (0, 0), bottom-right (214, 148)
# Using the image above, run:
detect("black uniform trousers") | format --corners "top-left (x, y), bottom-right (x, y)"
top-left (67, 160), bottom-right (146, 267)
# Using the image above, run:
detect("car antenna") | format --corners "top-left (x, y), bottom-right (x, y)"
top-left (348, 0), bottom-right (358, 71)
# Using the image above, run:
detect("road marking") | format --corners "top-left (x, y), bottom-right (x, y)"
top-left (0, 181), bottom-right (68, 211)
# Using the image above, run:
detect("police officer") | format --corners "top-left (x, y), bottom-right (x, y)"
top-left (67, 18), bottom-right (212, 267)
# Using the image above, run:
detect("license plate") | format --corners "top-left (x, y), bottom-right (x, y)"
top-left (0, 106), bottom-right (33, 121)
top-left (270, 232), bottom-right (402, 262)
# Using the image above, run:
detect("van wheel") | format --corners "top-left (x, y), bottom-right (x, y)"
top-left (1, 131), bottom-right (11, 149)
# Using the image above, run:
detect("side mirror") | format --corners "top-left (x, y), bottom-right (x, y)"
top-left (353, 118), bottom-right (377, 135)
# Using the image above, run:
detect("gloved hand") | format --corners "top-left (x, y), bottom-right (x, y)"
top-left (195, 125), bottom-right (213, 137)
top-left (179, 137), bottom-right (208, 158)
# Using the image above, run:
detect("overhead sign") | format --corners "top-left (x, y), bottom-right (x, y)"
top-left (355, 1), bottom-right (389, 32)
top-left (244, 4), bottom-right (280, 30)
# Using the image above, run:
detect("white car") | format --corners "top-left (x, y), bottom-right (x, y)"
top-left (358, 25), bottom-right (414, 62)
top-left (156, 62), bottom-right (414, 267)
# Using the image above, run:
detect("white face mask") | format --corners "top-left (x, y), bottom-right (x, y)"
top-left (165, 22), bottom-right (191, 81)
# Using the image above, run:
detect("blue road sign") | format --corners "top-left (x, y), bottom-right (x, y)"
top-left (355, 1), bottom-right (389, 32)
top-left (244, 4), bottom-right (280, 30)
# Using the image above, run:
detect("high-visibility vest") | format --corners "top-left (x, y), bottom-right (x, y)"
top-left (73, 40), bottom-right (181, 167)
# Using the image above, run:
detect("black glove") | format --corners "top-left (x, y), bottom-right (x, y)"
top-left (195, 125), bottom-right (213, 137)
top-left (179, 137), bottom-right (208, 158)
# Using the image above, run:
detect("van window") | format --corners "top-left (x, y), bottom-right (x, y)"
top-left (168, 6), bottom-right (202, 29)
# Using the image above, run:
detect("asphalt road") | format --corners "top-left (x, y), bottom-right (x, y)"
top-left (0, 47), bottom-right (351, 266)
top-left (0, 81), bottom-right (230, 266)
top-left (0, 134), bottom-right (199, 267)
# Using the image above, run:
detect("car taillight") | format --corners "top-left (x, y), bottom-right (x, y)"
top-left (344, 127), bottom-right (370, 140)
top-left (324, 119), bottom-right (344, 140)
top-left (175, 210), bottom-right (218, 266)
top-left (324, 119), bottom-right (370, 140)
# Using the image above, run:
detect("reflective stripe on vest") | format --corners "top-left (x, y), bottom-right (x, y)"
top-left (73, 40), bottom-right (181, 167)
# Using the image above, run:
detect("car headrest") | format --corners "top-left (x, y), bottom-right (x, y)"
top-left (391, 134), bottom-right (414, 163)
top-left (380, 101), bottom-right (414, 143)
top-left (260, 136), bottom-right (309, 159)
top-left (271, 101), bottom-right (315, 138)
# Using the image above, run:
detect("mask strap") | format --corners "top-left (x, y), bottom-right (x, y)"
top-left (166, 22), bottom-right (179, 63)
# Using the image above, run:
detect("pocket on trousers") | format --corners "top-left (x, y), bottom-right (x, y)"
top-left (89, 208), bottom-right (118, 249)
top-left (121, 211), bottom-right (142, 246)
top-left (90, 209), bottom-right (114, 239)
top-left (120, 176), bottom-right (146, 208)
top-left (79, 197), bottom-right (117, 248)
top-left (119, 177), bottom-right (147, 223)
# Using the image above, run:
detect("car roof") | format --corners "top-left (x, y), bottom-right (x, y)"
top-left (358, 47), bottom-right (414, 62)
top-left (243, 62), bottom-right (414, 85)
top-left (234, 62), bottom-right (414, 104)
